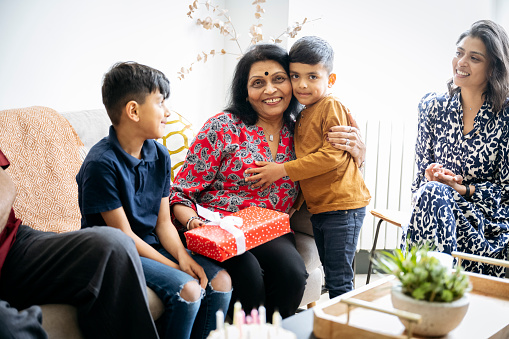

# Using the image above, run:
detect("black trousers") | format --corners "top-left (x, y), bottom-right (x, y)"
top-left (217, 233), bottom-right (308, 320)
top-left (0, 225), bottom-right (158, 339)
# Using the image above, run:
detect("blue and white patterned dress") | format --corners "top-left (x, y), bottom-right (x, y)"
top-left (402, 91), bottom-right (509, 277)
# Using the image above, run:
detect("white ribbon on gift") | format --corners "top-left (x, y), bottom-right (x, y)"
top-left (196, 204), bottom-right (246, 255)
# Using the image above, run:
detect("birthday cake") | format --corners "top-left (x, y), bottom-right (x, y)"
top-left (207, 323), bottom-right (296, 339)
top-left (209, 303), bottom-right (296, 339)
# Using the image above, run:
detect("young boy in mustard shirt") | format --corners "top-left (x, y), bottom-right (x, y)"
top-left (245, 36), bottom-right (371, 298)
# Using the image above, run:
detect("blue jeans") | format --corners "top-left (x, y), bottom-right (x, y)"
top-left (311, 207), bottom-right (365, 299)
top-left (141, 246), bottom-right (231, 339)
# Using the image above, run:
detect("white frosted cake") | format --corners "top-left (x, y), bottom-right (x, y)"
top-left (209, 303), bottom-right (296, 339)
top-left (207, 323), bottom-right (296, 339)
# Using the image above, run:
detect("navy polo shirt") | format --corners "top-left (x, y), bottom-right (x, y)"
top-left (77, 126), bottom-right (172, 245)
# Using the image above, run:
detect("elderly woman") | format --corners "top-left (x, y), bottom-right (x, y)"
top-left (171, 43), bottom-right (365, 318)
top-left (404, 20), bottom-right (509, 277)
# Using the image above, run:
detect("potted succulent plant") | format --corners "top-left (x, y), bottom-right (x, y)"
top-left (373, 244), bottom-right (472, 337)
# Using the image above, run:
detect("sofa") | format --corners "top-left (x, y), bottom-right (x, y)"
top-left (0, 106), bottom-right (323, 338)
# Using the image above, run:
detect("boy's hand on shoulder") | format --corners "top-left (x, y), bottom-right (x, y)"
top-left (179, 252), bottom-right (208, 288)
top-left (244, 161), bottom-right (287, 190)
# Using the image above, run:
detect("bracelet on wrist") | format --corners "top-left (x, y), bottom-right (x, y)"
top-left (463, 184), bottom-right (470, 198)
top-left (186, 216), bottom-right (202, 230)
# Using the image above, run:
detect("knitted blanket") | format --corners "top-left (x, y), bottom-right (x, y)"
top-left (0, 106), bottom-right (83, 232)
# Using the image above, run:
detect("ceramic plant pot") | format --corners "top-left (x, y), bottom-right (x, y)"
top-left (391, 286), bottom-right (469, 337)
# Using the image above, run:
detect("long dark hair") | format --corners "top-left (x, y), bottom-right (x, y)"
top-left (448, 20), bottom-right (509, 112)
top-left (225, 44), bottom-right (300, 126)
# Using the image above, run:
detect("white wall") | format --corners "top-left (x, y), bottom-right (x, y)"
top-left (0, 0), bottom-right (227, 128)
top-left (493, 0), bottom-right (509, 26)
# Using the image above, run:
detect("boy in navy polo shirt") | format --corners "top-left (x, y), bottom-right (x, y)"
top-left (77, 62), bottom-right (231, 339)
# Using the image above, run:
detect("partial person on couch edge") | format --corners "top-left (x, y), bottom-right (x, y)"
top-left (0, 149), bottom-right (159, 339)
top-left (76, 61), bottom-right (232, 339)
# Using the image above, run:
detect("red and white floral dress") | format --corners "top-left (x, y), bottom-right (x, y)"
top-left (170, 112), bottom-right (298, 232)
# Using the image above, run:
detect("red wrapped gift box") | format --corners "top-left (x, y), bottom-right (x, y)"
top-left (185, 206), bottom-right (291, 262)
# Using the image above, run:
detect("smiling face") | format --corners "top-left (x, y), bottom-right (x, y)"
top-left (247, 60), bottom-right (293, 121)
top-left (137, 90), bottom-right (171, 139)
top-left (452, 36), bottom-right (490, 92)
top-left (289, 62), bottom-right (331, 107)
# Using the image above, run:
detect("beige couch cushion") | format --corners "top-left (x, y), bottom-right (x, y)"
top-left (60, 109), bottom-right (111, 152)
top-left (0, 106), bottom-right (83, 232)
top-left (40, 288), bottom-right (164, 339)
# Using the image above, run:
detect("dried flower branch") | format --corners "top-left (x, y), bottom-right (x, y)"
top-left (179, 0), bottom-right (316, 80)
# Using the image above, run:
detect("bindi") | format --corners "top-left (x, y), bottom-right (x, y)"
top-left (264, 71), bottom-right (269, 76)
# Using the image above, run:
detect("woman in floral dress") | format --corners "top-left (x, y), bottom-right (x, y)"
top-left (170, 44), bottom-right (306, 319)
top-left (170, 42), bottom-right (367, 317)
top-left (404, 20), bottom-right (509, 277)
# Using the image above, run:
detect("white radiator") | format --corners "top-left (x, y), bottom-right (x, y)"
top-left (357, 118), bottom-right (417, 251)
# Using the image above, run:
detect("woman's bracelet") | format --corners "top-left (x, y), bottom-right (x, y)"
top-left (186, 216), bottom-right (202, 230)
top-left (463, 184), bottom-right (471, 198)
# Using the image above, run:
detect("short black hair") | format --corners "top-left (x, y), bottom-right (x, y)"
top-left (225, 43), bottom-right (300, 127)
top-left (102, 61), bottom-right (170, 125)
top-left (448, 20), bottom-right (509, 112)
top-left (289, 36), bottom-right (334, 74)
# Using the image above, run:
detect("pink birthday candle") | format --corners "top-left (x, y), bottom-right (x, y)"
top-left (251, 308), bottom-right (259, 324)
top-left (239, 310), bottom-right (246, 325)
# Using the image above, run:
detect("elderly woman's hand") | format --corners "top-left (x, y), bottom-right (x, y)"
top-left (327, 112), bottom-right (366, 168)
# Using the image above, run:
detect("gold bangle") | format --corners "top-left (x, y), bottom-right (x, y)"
top-left (186, 216), bottom-right (201, 229)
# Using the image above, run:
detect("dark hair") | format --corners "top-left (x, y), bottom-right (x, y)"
top-left (102, 61), bottom-right (170, 125)
top-left (289, 36), bottom-right (334, 74)
top-left (225, 44), bottom-right (300, 126)
top-left (448, 20), bottom-right (509, 112)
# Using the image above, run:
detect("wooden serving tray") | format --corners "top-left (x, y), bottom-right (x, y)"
top-left (313, 270), bottom-right (509, 338)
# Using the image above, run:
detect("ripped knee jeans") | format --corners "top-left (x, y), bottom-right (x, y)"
top-left (141, 246), bottom-right (231, 339)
